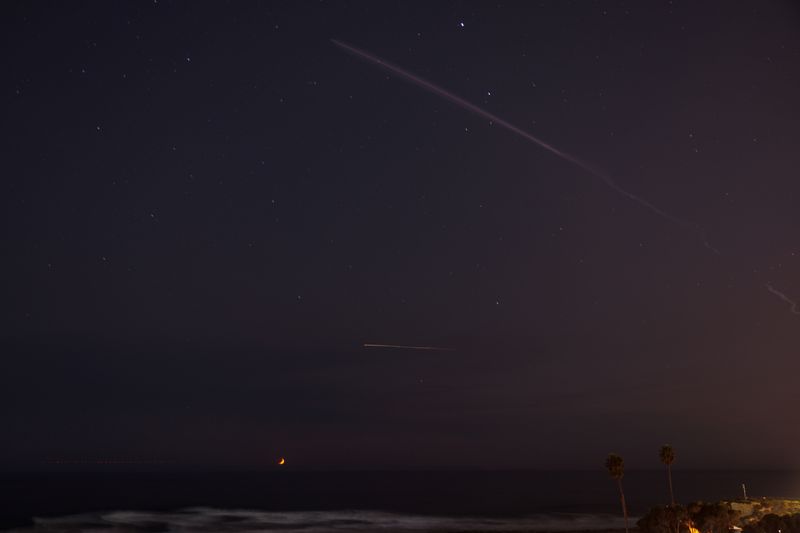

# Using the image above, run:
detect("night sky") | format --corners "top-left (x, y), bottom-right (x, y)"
top-left (3, 1), bottom-right (800, 471)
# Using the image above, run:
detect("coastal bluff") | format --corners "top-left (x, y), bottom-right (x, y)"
top-left (726, 498), bottom-right (800, 524)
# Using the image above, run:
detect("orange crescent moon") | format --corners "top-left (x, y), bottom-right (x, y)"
top-left (278, 457), bottom-right (285, 465)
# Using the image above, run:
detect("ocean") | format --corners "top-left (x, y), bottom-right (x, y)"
top-left (2, 470), bottom-right (798, 532)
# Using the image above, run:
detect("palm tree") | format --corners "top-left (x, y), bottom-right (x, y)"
top-left (605, 453), bottom-right (629, 533)
top-left (660, 444), bottom-right (676, 505)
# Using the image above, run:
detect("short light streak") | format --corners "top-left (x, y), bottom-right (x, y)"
top-left (333, 39), bottom-right (800, 317)
top-left (364, 343), bottom-right (454, 352)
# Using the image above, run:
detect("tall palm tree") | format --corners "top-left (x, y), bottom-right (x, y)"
top-left (660, 444), bottom-right (676, 505)
top-left (605, 453), bottom-right (629, 533)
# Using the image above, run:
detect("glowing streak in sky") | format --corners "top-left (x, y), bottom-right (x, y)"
top-left (765, 284), bottom-right (800, 315)
top-left (331, 39), bottom-right (689, 228)
top-left (333, 39), bottom-right (799, 317)
top-left (364, 343), bottom-right (454, 352)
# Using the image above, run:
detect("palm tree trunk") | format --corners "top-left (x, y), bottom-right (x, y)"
top-left (667, 464), bottom-right (675, 505)
top-left (617, 478), bottom-right (630, 533)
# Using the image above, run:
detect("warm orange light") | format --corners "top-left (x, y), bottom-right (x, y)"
top-left (277, 457), bottom-right (285, 465)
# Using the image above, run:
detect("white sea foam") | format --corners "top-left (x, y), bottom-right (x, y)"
top-left (9, 508), bottom-right (633, 532)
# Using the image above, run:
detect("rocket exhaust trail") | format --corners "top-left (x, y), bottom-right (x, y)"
top-left (333, 39), bottom-right (799, 317)
top-left (331, 39), bottom-right (688, 228)
top-left (765, 284), bottom-right (800, 315)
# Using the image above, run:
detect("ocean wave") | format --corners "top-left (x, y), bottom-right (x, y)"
top-left (8, 508), bottom-right (633, 533)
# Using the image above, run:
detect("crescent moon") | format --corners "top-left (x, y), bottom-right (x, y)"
top-left (277, 457), bottom-right (285, 465)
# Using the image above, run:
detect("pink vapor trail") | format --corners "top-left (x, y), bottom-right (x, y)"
top-left (765, 284), bottom-right (800, 315)
top-left (331, 39), bottom-right (687, 228)
top-left (333, 39), bottom-right (800, 317)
